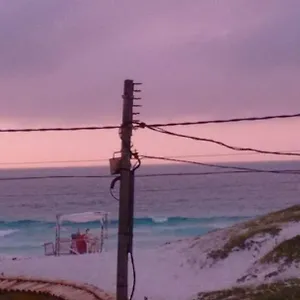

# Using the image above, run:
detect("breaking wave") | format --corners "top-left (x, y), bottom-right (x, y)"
top-left (0, 215), bottom-right (251, 229)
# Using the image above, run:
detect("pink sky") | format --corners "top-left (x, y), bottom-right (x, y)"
top-left (1, 0), bottom-right (300, 168)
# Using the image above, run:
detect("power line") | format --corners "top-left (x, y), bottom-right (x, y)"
top-left (2, 149), bottom-right (300, 166)
top-left (146, 126), bottom-right (300, 158)
top-left (0, 167), bottom-right (300, 182)
top-left (0, 175), bottom-right (112, 181)
top-left (0, 124), bottom-right (120, 133)
top-left (156, 151), bottom-right (300, 159)
top-left (139, 112), bottom-right (300, 128)
top-left (1, 112), bottom-right (300, 134)
top-left (140, 155), bottom-right (300, 175)
top-left (0, 158), bottom-right (108, 166)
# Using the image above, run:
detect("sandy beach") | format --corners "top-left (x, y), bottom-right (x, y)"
top-left (2, 206), bottom-right (300, 299)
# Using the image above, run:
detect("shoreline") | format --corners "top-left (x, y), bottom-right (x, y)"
top-left (1, 206), bottom-right (300, 299)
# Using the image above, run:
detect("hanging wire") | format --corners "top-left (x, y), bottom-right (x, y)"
top-left (140, 154), bottom-right (300, 175)
top-left (137, 112), bottom-right (300, 128)
top-left (0, 111), bottom-right (300, 133)
top-left (145, 126), bottom-right (300, 158)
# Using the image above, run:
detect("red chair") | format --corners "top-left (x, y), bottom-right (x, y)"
top-left (76, 235), bottom-right (87, 254)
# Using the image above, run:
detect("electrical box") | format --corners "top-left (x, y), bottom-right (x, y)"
top-left (109, 153), bottom-right (122, 175)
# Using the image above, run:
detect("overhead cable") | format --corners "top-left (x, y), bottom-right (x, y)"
top-left (139, 112), bottom-right (300, 128)
top-left (1, 112), bottom-right (300, 133)
top-left (140, 155), bottom-right (300, 175)
top-left (146, 126), bottom-right (300, 157)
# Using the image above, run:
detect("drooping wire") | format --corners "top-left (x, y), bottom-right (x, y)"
top-left (0, 124), bottom-right (121, 133)
top-left (136, 169), bottom-right (300, 176)
top-left (109, 151), bottom-right (141, 203)
top-left (1, 112), bottom-right (300, 134)
top-left (1, 166), bottom-right (300, 182)
top-left (1, 167), bottom-right (300, 182)
top-left (146, 126), bottom-right (300, 158)
top-left (2, 149), bottom-right (300, 166)
top-left (129, 250), bottom-right (136, 300)
top-left (110, 176), bottom-right (120, 201)
top-left (138, 112), bottom-right (300, 128)
top-left (140, 154), bottom-right (300, 175)
top-left (0, 175), bottom-right (112, 181)
top-left (128, 150), bottom-right (140, 300)
top-left (131, 151), bottom-right (141, 172)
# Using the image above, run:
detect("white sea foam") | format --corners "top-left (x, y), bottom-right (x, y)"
top-left (0, 229), bottom-right (19, 237)
top-left (151, 216), bottom-right (169, 223)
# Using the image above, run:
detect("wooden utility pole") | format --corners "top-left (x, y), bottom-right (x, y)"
top-left (117, 79), bottom-right (135, 300)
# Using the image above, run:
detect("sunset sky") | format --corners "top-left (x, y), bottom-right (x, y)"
top-left (1, 0), bottom-right (300, 168)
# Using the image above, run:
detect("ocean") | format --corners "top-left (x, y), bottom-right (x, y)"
top-left (0, 160), bottom-right (300, 257)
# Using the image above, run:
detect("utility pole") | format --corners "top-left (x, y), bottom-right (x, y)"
top-left (116, 79), bottom-right (135, 300)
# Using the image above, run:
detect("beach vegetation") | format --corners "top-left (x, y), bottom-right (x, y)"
top-left (207, 205), bottom-right (300, 261)
top-left (260, 235), bottom-right (300, 264)
top-left (195, 279), bottom-right (300, 300)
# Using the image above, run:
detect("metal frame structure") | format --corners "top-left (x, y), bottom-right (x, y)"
top-left (44, 211), bottom-right (109, 256)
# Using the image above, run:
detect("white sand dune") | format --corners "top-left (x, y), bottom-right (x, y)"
top-left (1, 217), bottom-right (300, 299)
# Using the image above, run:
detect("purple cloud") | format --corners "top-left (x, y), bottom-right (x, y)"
top-left (0, 0), bottom-right (300, 125)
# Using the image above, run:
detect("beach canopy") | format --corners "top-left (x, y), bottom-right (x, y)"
top-left (56, 211), bottom-right (109, 224)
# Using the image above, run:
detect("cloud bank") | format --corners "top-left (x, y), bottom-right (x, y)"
top-left (1, 0), bottom-right (300, 125)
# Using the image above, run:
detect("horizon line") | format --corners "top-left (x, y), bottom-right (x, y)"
top-left (0, 157), bottom-right (299, 172)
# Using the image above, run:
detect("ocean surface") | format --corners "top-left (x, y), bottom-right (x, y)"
top-left (0, 160), bottom-right (300, 257)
